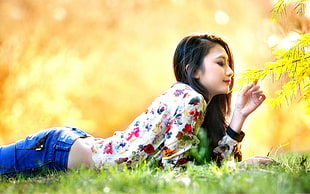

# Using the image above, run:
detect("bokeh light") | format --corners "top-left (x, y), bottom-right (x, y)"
top-left (0, 0), bottom-right (309, 158)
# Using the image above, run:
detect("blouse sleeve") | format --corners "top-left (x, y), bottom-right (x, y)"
top-left (212, 126), bottom-right (245, 166)
top-left (161, 94), bottom-right (206, 167)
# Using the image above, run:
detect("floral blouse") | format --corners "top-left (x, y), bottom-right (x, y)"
top-left (91, 82), bottom-right (243, 168)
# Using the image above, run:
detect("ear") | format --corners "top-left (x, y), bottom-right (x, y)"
top-left (185, 64), bottom-right (190, 72)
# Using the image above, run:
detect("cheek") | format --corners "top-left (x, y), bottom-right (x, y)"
top-left (206, 67), bottom-right (221, 77)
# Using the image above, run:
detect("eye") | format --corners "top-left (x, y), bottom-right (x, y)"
top-left (217, 62), bottom-right (225, 66)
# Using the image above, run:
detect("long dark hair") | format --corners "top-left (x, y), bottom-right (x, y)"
top-left (173, 33), bottom-right (234, 151)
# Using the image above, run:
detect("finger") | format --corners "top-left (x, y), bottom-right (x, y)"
top-left (241, 82), bottom-right (254, 96)
top-left (247, 156), bottom-right (275, 165)
top-left (252, 92), bottom-right (263, 98)
top-left (259, 94), bottom-right (266, 102)
top-left (252, 89), bottom-right (263, 93)
top-left (250, 85), bottom-right (261, 93)
top-left (254, 94), bottom-right (266, 104)
top-left (253, 79), bottom-right (258, 85)
top-left (242, 80), bottom-right (260, 95)
top-left (252, 90), bottom-right (264, 97)
top-left (255, 91), bottom-right (266, 99)
top-left (258, 158), bottom-right (274, 164)
top-left (252, 155), bottom-right (272, 159)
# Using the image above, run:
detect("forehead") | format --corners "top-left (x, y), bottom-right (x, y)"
top-left (205, 44), bottom-right (228, 60)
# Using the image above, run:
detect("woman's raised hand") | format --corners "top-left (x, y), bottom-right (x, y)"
top-left (235, 79), bottom-right (266, 118)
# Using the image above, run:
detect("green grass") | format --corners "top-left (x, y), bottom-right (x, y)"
top-left (1, 152), bottom-right (309, 194)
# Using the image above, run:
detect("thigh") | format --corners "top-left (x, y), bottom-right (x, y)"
top-left (11, 128), bottom-right (60, 176)
top-left (54, 127), bottom-right (92, 169)
top-left (0, 143), bottom-right (17, 175)
top-left (1, 127), bottom-right (91, 177)
top-left (0, 128), bottom-right (57, 176)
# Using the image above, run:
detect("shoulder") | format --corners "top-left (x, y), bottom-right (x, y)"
top-left (163, 82), bottom-right (207, 110)
top-left (172, 82), bottom-right (205, 100)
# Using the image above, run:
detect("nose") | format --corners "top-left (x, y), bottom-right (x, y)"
top-left (226, 66), bottom-right (234, 77)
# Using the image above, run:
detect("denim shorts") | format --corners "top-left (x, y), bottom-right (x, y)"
top-left (0, 126), bottom-right (91, 177)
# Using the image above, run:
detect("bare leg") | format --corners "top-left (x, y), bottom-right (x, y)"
top-left (67, 137), bottom-right (95, 169)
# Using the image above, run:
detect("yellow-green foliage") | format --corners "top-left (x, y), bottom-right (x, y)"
top-left (271, 0), bottom-right (309, 21)
top-left (235, 0), bottom-right (310, 114)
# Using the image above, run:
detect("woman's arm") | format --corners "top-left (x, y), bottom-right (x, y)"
top-left (228, 80), bottom-right (274, 166)
top-left (161, 94), bottom-right (207, 167)
top-left (212, 80), bottom-right (267, 165)
top-left (229, 79), bottom-right (266, 133)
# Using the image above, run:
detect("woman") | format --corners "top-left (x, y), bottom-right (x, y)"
top-left (0, 33), bottom-right (273, 177)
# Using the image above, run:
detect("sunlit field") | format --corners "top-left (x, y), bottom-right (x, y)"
top-left (0, 0), bottom-right (309, 159)
top-left (1, 153), bottom-right (309, 194)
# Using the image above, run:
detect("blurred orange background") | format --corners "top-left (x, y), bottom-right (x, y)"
top-left (0, 0), bottom-right (309, 158)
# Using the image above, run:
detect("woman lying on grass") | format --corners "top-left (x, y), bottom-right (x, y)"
top-left (0, 33), bottom-right (274, 177)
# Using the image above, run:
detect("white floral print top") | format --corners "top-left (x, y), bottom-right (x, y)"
top-left (91, 82), bottom-right (243, 168)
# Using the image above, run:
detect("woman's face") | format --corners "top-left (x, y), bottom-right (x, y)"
top-left (194, 44), bottom-right (234, 98)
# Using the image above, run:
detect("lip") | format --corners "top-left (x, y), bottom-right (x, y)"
top-left (223, 80), bottom-right (231, 84)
